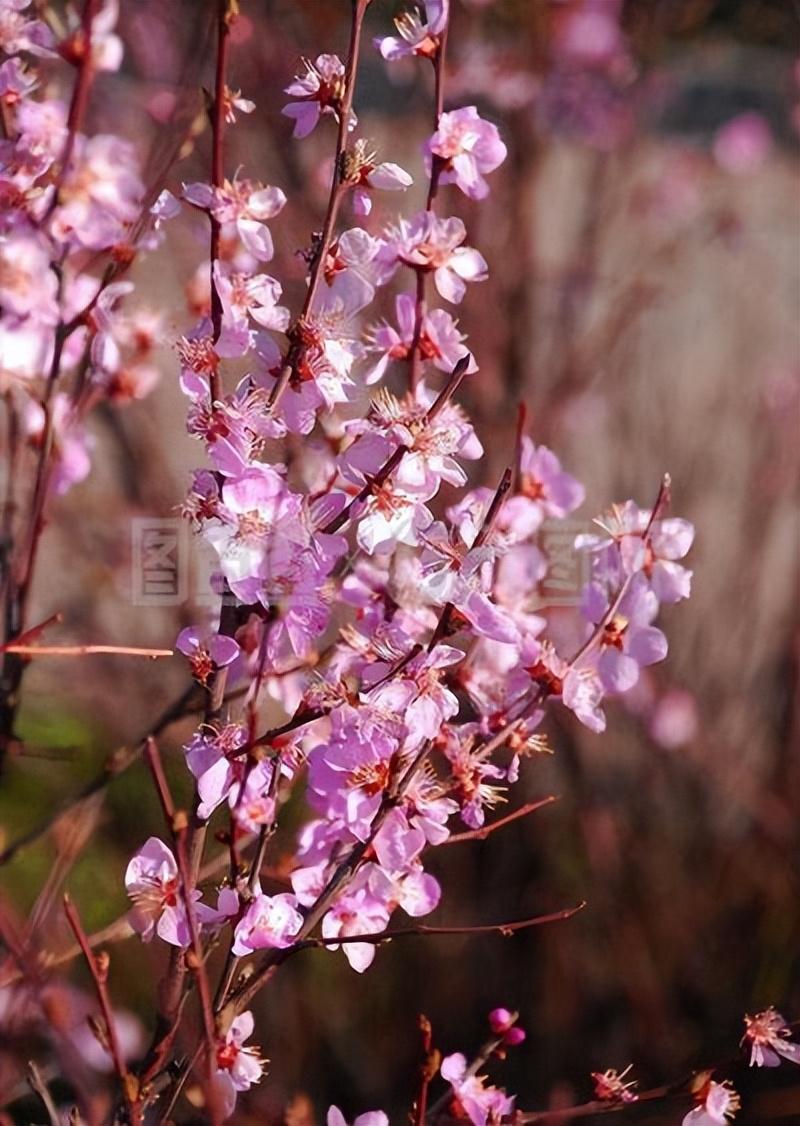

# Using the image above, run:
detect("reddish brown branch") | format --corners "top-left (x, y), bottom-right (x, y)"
top-left (428, 465), bottom-right (512, 649)
top-left (63, 896), bottom-right (142, 1124)
top-left (414, 1015), bottom-right (438, 1126)
top-left (441, 797), bottom-right (558, 845)
top-left (208, 0), bottom-right (233, 404)
top-left (410, 17), bottom-right (450, 392)
top-left (269, 0), bottom-right (370, 415)
top-left (141, 740), bottom-right (220, 1118)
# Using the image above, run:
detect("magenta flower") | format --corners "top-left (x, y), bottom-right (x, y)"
top-left (212, 1011), bottom-right (266, 1118)
top-left (379, 212), bottom-right (488, 304)
top-left (488, 1008), bottom-right (526, 1047)
top-left (282, 54), bottom-right (352, 139)
top-left (365, 645), bottom-right (461, 748)
top-left (184, 723), bottom-right (248, 820)
top-left (176, 626), bottom-right (240, 687)
top-left (440, 1052), bottom-right (515, 1126)
top-left (426, 106), bottom-right (507, 200)
top-left (307, 704), bottom-right (399, 832)
top-left (232, 893), bottom-right (303, 955)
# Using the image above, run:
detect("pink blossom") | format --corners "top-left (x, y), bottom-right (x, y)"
top-left (327, 1108), bottom-right (388, 1126)
top-left (577, 501), bottom-right (693, 604)
top-left (228, 761), bottom-right (278, 834)
top-left (184, 723), bottom-right (248, 819)
top-left (223, 86), bottom-right (255, 124)
top-left (365, 645), bottom-right (461, 748)
top-left (342, 139), bottom-right (413, 215)
top-left (321, 887), bottom-right (390, 972)
top-left (501, 438), bottom-right (585, 539)
top-left (176, 626), bottom-right (240, 687)
top-left (591, 1064), bottom-right (638, 1103)
top-left (282, 54), bottom-right (352, 138)
top-left (0, 57), bottom-right (38, 106)
top-left (742, 1007), bottom-right (800, 1067)
top-left (0, 0), bottom-right (55, 57)
top-left (379, 212), bottom-right (488, 304)
top-left (355, 479), bottom-right (435, 555)
top-left (364, 293), bottom-right (475, 384)
top-left (440, 1051), bottom-right (514, 1125)
top-left (375, 1), bottom-right (448, 61)
top-left (212, 1011), bottom-right (265, 1118)
top-left (682, 1080), bottom-right (740, 1126)
top-left (232, 892), bottom-right (303, 955)
top-left (581, 575), bottom-right (668, 694)
top-left (124, 837), bottom-right (194, 946)
top-left (183, 176), bottom-right (286, 260)
top-left (713, 113), bottom-right (772, 175)
top-left (23, 394), bottom-right (92, 497)
top-left (426, 106), bottom-right (507, 199)
top-left (50, 134), bottom-right (144, 251)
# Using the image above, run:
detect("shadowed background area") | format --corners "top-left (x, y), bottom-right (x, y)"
top-left (0, 0), bottom-right (798, 1122)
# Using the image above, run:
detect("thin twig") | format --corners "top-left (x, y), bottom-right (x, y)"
top-left (26, 1062), bottom-right (61, 1126)
top-left (0, 644), bottom-right (173, 658)
top-left (208, 0), bottom-right (233, 404)
top-left (410, 15), bottom-right (450, 392)
top-left (414, 1015), bottom-right (438, 1126)
top-left (142, 739), bottom-right (221, 1120)
top-left (269, 0), bottom-right (370, 414)
top-left (441, 797), bottom-right (558, 845)
top-left (63, 896), bottom-right (142, 1125)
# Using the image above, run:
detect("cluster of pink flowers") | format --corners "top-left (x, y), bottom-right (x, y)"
top-left (0, 0), bottom-right (161, 499)
top-left (113, 0), bottom-right (701, 1116)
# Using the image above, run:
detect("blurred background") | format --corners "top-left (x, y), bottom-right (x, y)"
top-left (0, 0), bottom-right (798, 1122)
